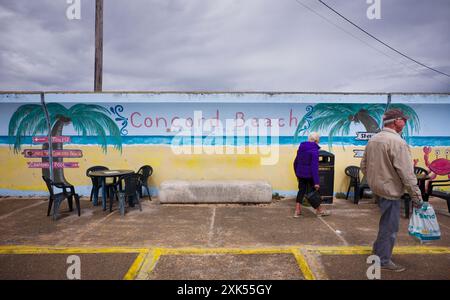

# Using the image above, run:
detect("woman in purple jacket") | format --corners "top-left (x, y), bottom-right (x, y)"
top-left (293, 132), bottom-right (330, 217)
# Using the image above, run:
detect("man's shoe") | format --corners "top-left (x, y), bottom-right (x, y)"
top-left (316, 210), bottom-right (331, 217)
top-left (381, 261), bottom-right (406, 272)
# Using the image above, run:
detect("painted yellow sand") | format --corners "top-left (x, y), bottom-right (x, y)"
top-left (0, 145), bottom-right (448, 193)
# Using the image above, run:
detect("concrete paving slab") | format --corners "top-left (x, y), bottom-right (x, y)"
top-left (313, 198), bottom-right (450, 247)
top-left (320, 254), bottom-right (450, 280)
top-left (428, 197), bottom-right (450, 215)
top-left (0, 253), bottom-right (138, 280)
top-left (211, 206), bottom-right (344, 247)
top-left (148, 254), bottom-right (304, 280)
top-left (65, 203), bottom-right (213, 247)
top-left (0, 198), bottom-right (47, 216)
top-left (0, 198), bottom-right (117, 245)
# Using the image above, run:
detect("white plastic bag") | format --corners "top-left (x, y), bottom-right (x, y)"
top-left (408, 203), bottom-right (441, 241)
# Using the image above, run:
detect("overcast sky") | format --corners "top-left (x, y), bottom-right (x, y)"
top-left (0, 0), bottom-right (449, 92)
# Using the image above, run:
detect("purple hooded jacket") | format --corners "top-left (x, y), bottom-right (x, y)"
top-left (293, 141), bottom-right (320, 185)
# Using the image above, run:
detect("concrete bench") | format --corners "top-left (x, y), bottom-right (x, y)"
top-left (159, 180), bottom-right (272, 204)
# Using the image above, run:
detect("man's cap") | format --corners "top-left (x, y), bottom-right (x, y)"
top-left (382, 109), bottom-right (409, 124)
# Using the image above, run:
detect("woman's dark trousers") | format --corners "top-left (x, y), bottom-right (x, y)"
top-left (296, 178), bottom-right (320, 209)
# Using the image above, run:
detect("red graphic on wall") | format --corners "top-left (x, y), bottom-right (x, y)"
top-left (423, 146), bottom-right (450, 179)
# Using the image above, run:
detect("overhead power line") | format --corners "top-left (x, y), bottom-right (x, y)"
top-left (293, 0), bottom-right (422, 75)
top-left (317, 0), bottom-right (450, 78)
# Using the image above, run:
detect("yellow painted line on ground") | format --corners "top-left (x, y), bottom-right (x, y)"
top-left (148, 248), bottom-right (163, 273)
top-left (298, 248), bottom-right (328, 280)
top-left (160, 247), bottom-right (293, 255)
top-left (134, 248), bottom-right (302, 280)
top-left (123, 250), bottom-right (149, 280)
top-left (134, 248), bottom-right (163, 279)
top-left (156, 247), bottom-right (316, 280)
top-left (0, 245), bottom-right (147, 255)
top-left (303, 246), bottom-right (450, 255)
top-left (1, 245), bottom-right (449, 256)
top-left (305, 246), bottom-right (372, 255)
top-left (393, 246), bottom-right (450, 255)
top-left (290, 248), bottom-right (315, 280)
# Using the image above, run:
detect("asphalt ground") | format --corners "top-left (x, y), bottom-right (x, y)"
top-left (0, 253), bottom-right (138, 280)
top-left (0, 195), bottom-right (449, 280)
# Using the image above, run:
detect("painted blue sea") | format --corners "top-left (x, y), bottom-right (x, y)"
top-left (1, 136), bottom-right (450, 147)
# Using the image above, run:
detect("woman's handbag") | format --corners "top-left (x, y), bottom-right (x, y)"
top-left (305, 190), bottom-right (322, 209)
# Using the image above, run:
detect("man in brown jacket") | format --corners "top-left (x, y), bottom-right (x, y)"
top-left (361, 108), bottom-right (423, 272)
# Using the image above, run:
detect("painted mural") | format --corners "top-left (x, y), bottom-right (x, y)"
top-left (294, 103), bottom-right (420, 149)
top-left (421, 147), bottom-right (450, 180)
top-left (0, 93), bottom-right (449, 197)
top-left (8, 103), bottom-right (122, 184)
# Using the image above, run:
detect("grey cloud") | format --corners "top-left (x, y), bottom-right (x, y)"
top-left (0, 0), bottom-right (448, 92)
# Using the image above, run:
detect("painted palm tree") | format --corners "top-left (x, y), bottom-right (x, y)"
top-left (8, 103), bottom-right (122, 183)
top-left (294, 103), bottom-right (420, 149)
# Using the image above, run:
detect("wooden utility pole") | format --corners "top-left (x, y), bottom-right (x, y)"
top-left (94, 0), bottom-right (103, 91)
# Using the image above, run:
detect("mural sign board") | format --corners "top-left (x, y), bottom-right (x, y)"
top-left (25, 135), bottom-right (81, 169)
top-left (27, 162), bottom-right (79, 169)
top-left (32, 136), bottom-right (71, 143)
top-left (22, 149), bottom-right (83, 158)
top-left (355, 132), bottom-right (377, 141)
top-left (353, 149), bottom-right (365, 158)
